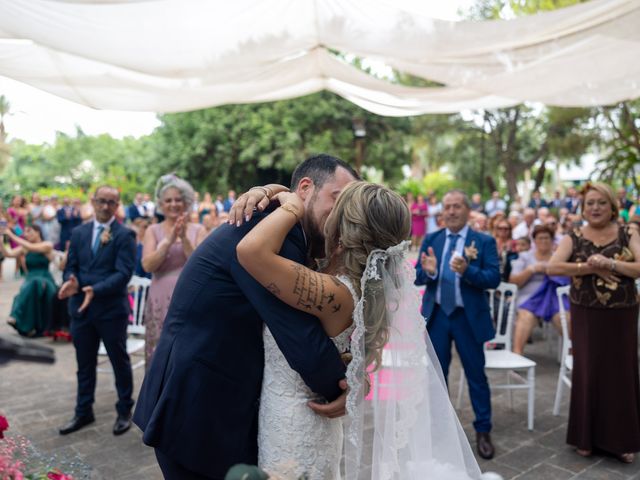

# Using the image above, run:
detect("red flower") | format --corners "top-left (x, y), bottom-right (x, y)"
top-left (47, 469), bottom-right (73, 480)
top-left (0, 415), bottom-right (8, 439)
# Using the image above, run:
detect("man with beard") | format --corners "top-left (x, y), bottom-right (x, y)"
top-left (133, 155), bottom-right (358, 480)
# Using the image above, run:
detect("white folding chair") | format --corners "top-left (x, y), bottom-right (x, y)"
top-left (553, 285), bottom-right (572, 416)
top-left (98, 275), bottom-right (151, 374)
top-left (456, 282), bottom-right (537, 431)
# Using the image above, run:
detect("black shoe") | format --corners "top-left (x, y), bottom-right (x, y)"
top-left (113, 413), bottom-right (131, 436)
top-left (59, 414), bottom-right (95, 435)
top-left (477, 432), bottom-right (495, 460)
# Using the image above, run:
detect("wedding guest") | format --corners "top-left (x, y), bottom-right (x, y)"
top-left (513, 208), bottom-right (536, 240)
top-left (223, 190), bottom-right (236, 212)
top-left (547, 182), bottom-right (640, 463)
top-left (544, 214), bottom-right (563, 246)
top-left (510, 225), bottom-right (562, 354)
top-left (427, 194), bottom-right (442, 233)
top-left (132, 218), bottom-right (152, 280)
top-left (515, 236), bottom-right (531, 253)
top-left (198, 192), bottom-right (215, 223)
top-left (7, 195), bottom-right (27, 247)
top-left (618, 187), bottom-right (634, 214)
top-left (416, 189), bottom-right (500, 459)
top-left (470, 193), bottom-right (484, 213)
top-left (528, 190), bottom-right (548, 211)
top-left (485, 191), bottom-right (506, 217)
top-left (57, 197), bottom-right (82, 251)
top-left (58, 185), bottom-right (136, 436)
top-left (410, 193), bottom-right (428, 250)
top-left (202, 212), bottom-right (219, 235)
top-left (509, 194), bottom-right (524, 213)
top-left (0, 224), bottom-right (56, 337)
top-left (128, 193), bottom-right (148, 222)
top-left (29, 193), bottom-right (44, 228)
top-left (40, 197), bottom-right (60, 246)
top-left (215, 194), bottom-right (225, 214)
top-left (564, 187), bottom-right (581, 214)
top-left (549, 191), bottom-right (564, 209)
top-left (143, 193), bottom-right (156, 219)
top-left (141, 174), bottom-right (207, 365)
top-left (492, 217), bottom-right (518, 282)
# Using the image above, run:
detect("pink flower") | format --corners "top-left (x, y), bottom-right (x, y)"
top-left (0, 415), bottom-right (8, 439)
top-left (48, 469), bottom-right (74, 480)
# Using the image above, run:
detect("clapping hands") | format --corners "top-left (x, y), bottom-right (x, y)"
top-left (168, 214), bottom-right (188, 244)
top-left (420, 247), bottom-right (438, 276)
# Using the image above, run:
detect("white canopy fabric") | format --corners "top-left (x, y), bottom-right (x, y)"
top-left (0, 0), bottom-right (638, 115)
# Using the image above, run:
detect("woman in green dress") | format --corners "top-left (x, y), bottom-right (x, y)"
top-left (0, 223), bottom-right (57, 337)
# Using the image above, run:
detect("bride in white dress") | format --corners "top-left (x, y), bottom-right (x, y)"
top-left (238, 181), bottom-right (481, 480)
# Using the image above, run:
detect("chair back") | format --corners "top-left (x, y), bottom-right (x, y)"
top-left (128, 275), bottom-right (151, 335)
top-left (486, 282), bottom-right (518, 351)
top-left (556, 284), bottom-right (572, 357)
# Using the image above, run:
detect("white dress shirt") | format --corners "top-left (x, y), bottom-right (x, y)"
top-left (429, 225), bottom-right (469, 308)
top-left (91, 217), bottom-right (116, 247)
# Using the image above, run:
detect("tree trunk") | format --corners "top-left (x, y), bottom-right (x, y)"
top-left (533, 156), bottom-right (548, 192)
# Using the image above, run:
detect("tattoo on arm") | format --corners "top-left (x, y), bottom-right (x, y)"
top-left (266, 282), bottom-right (281, 296)
top-left (292, 265), bottom-right (342, 314)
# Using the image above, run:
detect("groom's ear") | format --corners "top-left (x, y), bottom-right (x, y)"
top-left (295, 177), bottom-right (315, 201)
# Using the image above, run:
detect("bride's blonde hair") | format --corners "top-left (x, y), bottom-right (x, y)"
top-left (324, 182), bottom-right (411, 370)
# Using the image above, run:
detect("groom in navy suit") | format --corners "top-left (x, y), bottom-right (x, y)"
top-left (415, 189), bottom-right (500, 460)
top-left (134, 155), bottom-right (359, 479)
top-left (58, 185), bottom-right (136, 436)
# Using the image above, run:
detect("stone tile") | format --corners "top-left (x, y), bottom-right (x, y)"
top-left (571, 464), bottom-right (627, 479)
top-left (498, 444), bottom-right (557, 471)
top-left (513, 463), bottom-right (573, 479)
top-left (545, 447), bottom-right (602, 474)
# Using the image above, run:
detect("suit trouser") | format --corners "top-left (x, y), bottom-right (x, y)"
top-left (71, 315), bottom-right (134, 417)
top-left (427, 304), bottom-right (492, 432)
top-left (155, 449), bottom-right (219, 480)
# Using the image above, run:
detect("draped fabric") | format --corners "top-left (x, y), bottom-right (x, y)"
top-left (0, 0), bottom-right (638, 115)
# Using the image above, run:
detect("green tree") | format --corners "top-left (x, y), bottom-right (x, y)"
top-left (0, 95), bottom-right (10, 173)
top-left (149, 91), bottom-right (411, 193)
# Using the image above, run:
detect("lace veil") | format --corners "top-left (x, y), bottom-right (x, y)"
top-left (343, 240), bottom-right (482, 480)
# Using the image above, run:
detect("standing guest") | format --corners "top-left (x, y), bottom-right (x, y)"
top-left (427, 193), bottom-right (442, 233)
top-left (143, 193), bottom-right (156, 219)
top-left (410, 193), bottom-right (428, 250)
top-left (471, 212), bottom-right (488, 232)
top-left (198, 192), bottom-right (215, 223)
top-left (510, 225), bottom-right (559, 354)
top-left (550, 191), bottom-right (564, 209)
top-left (132, 218), bottom-right (152, 280)
top-left (223, 190), bottom-right (236, 213)
top-left (528, 191), bottom-right (548, 211)
top-left (618, 187), bottom-right (634, 214)
top-left (141, 174), bottom-right (207, 366)
top-left (7, 195), bottom-right (27, 246)
top-left (547, 182), bottom-right (640, 463)
top-left (29, 193), bottom-right (44, 228)
top-left (127, 193), bottom-right (147, 223)
top-left (214, 194), bottom-right (225, 214)
top-left (57, 185), bottom-right (136, 437)
top-left (513, 208), bottom-right (536, 240)
top-left (485, 191), bottom-right (506, 217)
top-left (564, 187), bottom-right (580, 214)
top-left (508, 211), bottom-right (522, 230)
top-left (509, 194), bottom-right (524, 213)
top-left (416, 189), bottom-right (500, 460)
top-left (470, 193), bottom-right (484, 213)
top-left (57, 197), bottom-right (82, 251)
top-left (191, 191), bottom-right (200, 214)
top-left (492, 218), bottom-right (518, 282)
top-left (40, 197), bottom-right (60, 246)
top-left (0, 224), bottom-right (56, 337)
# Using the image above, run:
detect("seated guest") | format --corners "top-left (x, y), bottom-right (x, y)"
top-left (492, 218), bottom-right (518, 282)
top-left (141, 174), bottom-right (207, 365)
top-left (510, 225), bottom-right (561, 354)
top-left (515, 236), bottom-right (531, 253)
top-left (0, 224), bottom-right (57, 337)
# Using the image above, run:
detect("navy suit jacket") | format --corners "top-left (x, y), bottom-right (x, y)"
top-left (64, 220), bottom-right (136, 321)
top-left (415, 228), bottom-right (500, 344)
top-left (133, 209), bottom-right (346, 478)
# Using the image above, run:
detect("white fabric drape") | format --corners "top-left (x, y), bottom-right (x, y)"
top-left (0, 0), bottom-right (638, 115)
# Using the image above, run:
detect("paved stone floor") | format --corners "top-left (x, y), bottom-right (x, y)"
top-left (2, 257), bottom-right (640, 479)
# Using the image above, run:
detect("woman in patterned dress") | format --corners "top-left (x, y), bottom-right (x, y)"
top-left (548, 183), bottom-right (640, 463)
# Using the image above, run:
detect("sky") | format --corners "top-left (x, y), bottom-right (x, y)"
top-left (0, 0), bottom-right (475, 145)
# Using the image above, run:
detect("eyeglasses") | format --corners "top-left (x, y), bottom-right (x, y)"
top-left (94, 198), bottom-right (118, 207)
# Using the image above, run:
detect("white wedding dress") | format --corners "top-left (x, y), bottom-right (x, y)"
top-left (258, 275), bottom-right (357, 480)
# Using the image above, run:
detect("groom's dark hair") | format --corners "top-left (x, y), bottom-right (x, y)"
top-left (290, 154), bottom-right (359, 190)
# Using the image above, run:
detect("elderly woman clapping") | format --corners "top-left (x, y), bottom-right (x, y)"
top-left (142, 174), bottom-right (206, 365)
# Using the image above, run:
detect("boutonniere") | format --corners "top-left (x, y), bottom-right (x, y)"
top-left (100, 226), bottom-right (112, 246)
top-left (464, 240), bottom-right (478, 261)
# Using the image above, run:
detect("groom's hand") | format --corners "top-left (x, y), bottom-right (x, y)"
top-left (308, 379), bottom-right (347, 419)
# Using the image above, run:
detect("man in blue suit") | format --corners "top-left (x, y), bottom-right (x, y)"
top-left (58, 185), bottom-right (136, 436)
top-left (415, 189), bottom-right (500, 460)
top-left (133, 155), bottom-right (358, 479)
